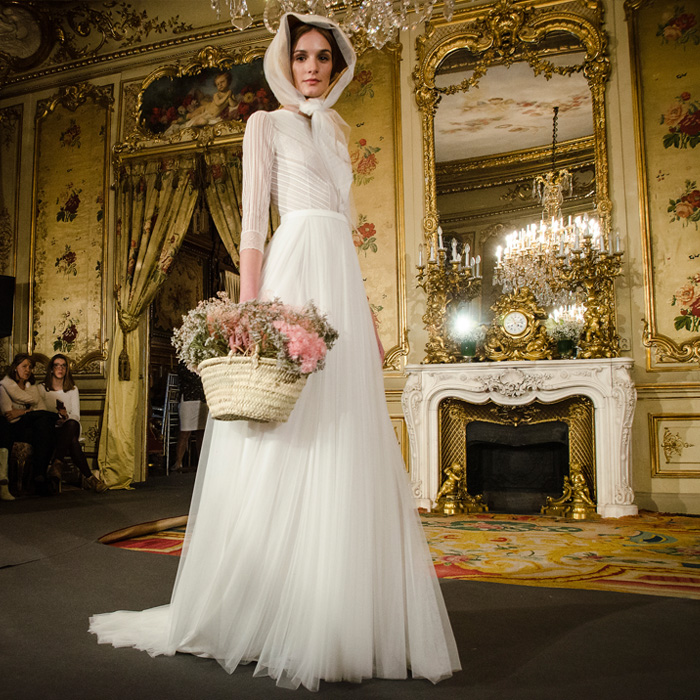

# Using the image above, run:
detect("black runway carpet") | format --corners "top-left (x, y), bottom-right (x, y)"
top-left (1, 473), bottom-right (698, 700)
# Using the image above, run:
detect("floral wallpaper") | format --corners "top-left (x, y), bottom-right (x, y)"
top-left (0, 105), bottom-right (22, 369)
top-left (31, 93), bottom-right (110, 366)
top-left (336, 49), bottom-right (402, 361)
top-left (633, 1), bottom-right (700, 365)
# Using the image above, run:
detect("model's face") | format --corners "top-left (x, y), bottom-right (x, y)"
top-left (52, 358), bottom-right (67, 381)
top-left (291, 29), bottom-right (333, 99)
top-left (16, 359), bottom-right (31, 382)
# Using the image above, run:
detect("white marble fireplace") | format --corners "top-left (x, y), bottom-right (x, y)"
top-left (402, 358), bottom-right (637, 518)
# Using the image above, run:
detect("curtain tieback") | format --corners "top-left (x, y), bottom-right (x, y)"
top-left (116, 303), bottom-right (141, 381)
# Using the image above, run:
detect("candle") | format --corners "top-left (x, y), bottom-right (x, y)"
top-left (475, 254), bottom-right (481, 278)
top-left (429, 243), bottom-right (435, 262)
top-left (437, 226), bottom-right (444, 250)
top-left (496, 245), bottom-right (502, 263)
top-left (573, 230), bottom-right (580, 251)
top-left (451, 238), bottom-right (459, 262)
top-left (559, 237), bottom-right (565, 256)
top-left (464, 242), bottom-right (470, 261)
top-left (615, 232), bottom-right (621, 254)
top-left (418, 243), bottom-right (424, 267)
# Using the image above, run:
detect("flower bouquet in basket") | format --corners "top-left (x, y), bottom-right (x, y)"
top-left (172, 293), bottom-right (338, 422)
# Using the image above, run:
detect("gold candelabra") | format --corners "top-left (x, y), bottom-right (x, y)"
top-left (417, 229), bottom-right (482, 363)
top-left (553, 216), bottom-right (623, 358)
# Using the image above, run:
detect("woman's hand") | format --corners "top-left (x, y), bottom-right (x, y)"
top-left (239, 249), bottom-right (263, 303)
top-left (5, 408), bottom-right (26, 422)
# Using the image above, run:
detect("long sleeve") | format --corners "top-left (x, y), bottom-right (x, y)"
top-left (0, 376), bottom-right (41, 410)
top-left (240, 110), bottom-right (274, 253)
top-left (0, 385), bottom-right (11, 416)
top-left (38, 386), bottom-right (81, 424)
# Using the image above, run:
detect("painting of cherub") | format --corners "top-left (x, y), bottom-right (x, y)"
top-left (140, 58), bottom-right (278, 137)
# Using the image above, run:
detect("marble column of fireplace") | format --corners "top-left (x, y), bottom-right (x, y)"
top-left (402, 358), bottom-right (637, 518)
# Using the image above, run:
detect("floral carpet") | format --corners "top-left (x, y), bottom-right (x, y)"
top-left (106, 511), bottom-right (700, 600)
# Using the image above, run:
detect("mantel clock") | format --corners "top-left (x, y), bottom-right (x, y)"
top-left (483, 288), bottom-right (555, 361)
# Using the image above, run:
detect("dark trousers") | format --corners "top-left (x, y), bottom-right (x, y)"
top-left (52, 419), bottom-right (91, 478)
top-left (8, 410), bottom-right (58, 480)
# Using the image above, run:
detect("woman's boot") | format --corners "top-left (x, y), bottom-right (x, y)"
top-left (47, 459), bottom-right (64, 495)
top-left (0, 448), bottom-right (15, 501)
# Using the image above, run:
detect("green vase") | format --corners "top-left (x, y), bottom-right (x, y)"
top-left (557, 339), bottom-right (576, 358)
top-left (461, 339), bottom-right (477, 358)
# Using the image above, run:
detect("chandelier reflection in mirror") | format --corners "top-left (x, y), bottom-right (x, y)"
top-left (493, 107), bottom-right (579, 309)
top-left (210, 0), bottom-right (454, 49)
top-left (492, 107), bottom-right (624, 358)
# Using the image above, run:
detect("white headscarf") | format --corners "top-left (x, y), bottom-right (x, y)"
top-left (264, 13), bottom-right (357, 217)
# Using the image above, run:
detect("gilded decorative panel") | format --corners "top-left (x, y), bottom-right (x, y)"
top-left (0, 104), bottom-right (22, 368)
top-left (336, 47), bottom-right (408, 370)
top-left (649, 413), bottom-right (700, 477)
top-left (30, 83), bottom-right (113, 374)
top-left (627, 0), bottom-right (700, 368)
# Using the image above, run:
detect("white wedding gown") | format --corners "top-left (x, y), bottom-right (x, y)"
top-left (89, 109), bottom-right (460, 691)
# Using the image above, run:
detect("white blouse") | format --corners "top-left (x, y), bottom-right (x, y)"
top-left (38, 385), bottom-right (81, 426)
top-left (240, 109), bottom-right (348, 253)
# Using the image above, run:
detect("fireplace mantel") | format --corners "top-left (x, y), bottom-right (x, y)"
top-left (402, 358), bottom-right (637, 518)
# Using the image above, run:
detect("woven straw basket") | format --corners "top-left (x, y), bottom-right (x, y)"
top-left (198, 355), bottom-right (307, 423)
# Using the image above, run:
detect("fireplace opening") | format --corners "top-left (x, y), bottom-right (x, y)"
top-left (466, 421), bottom-right (569, 514)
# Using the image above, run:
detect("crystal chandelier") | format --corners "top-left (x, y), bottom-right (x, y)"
top-left (210, 0), bottom-right (454, 49)
top-left (493, 107), bottom-right (581, 309)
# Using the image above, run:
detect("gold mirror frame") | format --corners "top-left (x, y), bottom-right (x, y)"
top-left (413, 0), bottom-right (612, 363)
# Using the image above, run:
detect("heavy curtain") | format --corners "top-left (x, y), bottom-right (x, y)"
top-left (98, 154), bottom-right (200, 489)
top-left (202, 147), bottom-right (244, 267)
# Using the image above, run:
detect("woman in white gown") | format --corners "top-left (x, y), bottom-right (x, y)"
top-left (90, 13), bottom-right (460, 691)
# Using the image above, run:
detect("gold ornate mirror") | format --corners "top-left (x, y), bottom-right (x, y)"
top-left (414, 0), bottom-right (611, 362)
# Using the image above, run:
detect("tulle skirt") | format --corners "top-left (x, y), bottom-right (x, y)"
top-left (89, 209), bottom-right (460, 691)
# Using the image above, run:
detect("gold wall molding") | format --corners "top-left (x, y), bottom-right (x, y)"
top-left (413, 0), bottom-right (613, 363)
top-left (35, 83), bottom-right (115, 121)
top-left (627, 0), bottom-right (700, 369)
top-left (0, 0), bottom-right (196, 89)
top-left (649, 413), bottom-right (700, 478)
top-left (0, 105), bottom-right (22, 276)
top-left (0, 103), bottom-right (22, 368)
top-left (29, 81), bottom-right (113, 375)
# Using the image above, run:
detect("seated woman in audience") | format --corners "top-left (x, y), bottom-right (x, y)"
top-left (0, 353), bottom-right (57, 495)
top-left (172, 361), bottom-right (208, 472)
top-left (0, 391), bottom-right (14, 500)
top-left (39, 353), bottom-right (108, 493)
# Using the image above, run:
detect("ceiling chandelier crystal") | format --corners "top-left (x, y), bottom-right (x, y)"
top-left (493, 107), bottom-right (583, 309)
top-left (210, 0), bottom-right (454, 49)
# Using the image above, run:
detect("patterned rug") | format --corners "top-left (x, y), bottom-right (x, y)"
top-left (104, 511), bottom-right (700, 600)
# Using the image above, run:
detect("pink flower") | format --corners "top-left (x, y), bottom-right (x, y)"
top-left (274, 320), bottom-right (327, 374)
top-left (676, 282), bottom-right (698, 307)
top-left (675, 200), bottom-right (695, 219)
top-left (663, 25), bottom-right (683, 42)
top-left (665, 101), bottom-right (686, 128)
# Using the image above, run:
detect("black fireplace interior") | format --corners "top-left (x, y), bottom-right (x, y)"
top-left (466, 421), bottom-right (569, 514)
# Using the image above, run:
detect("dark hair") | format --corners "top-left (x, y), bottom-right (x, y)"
top-left (44, 353), bottom-right (76, 392)
top-left (7, 353), bottom-right (35, 385)
top-left (289, 19), bottom-right (348, 81)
